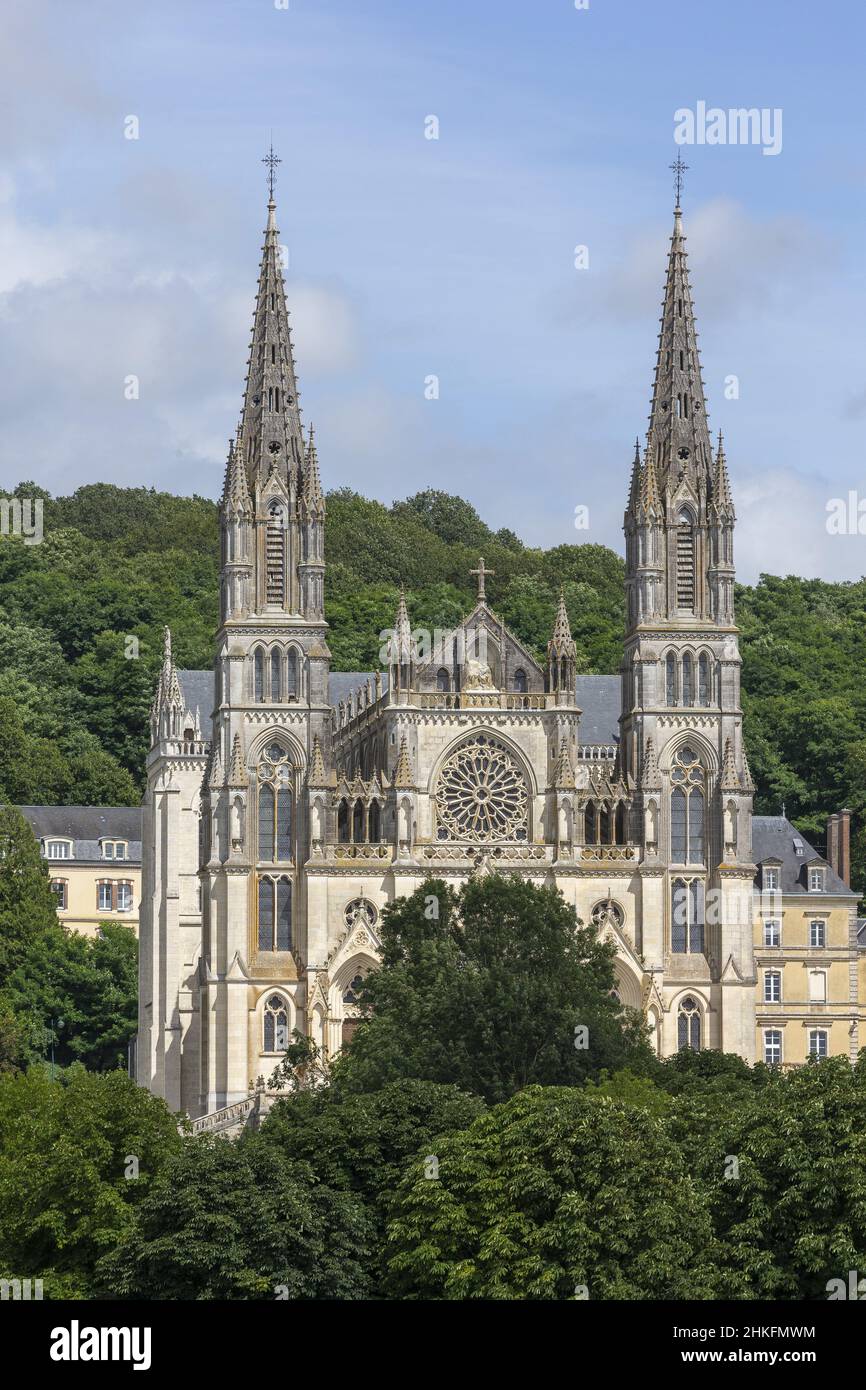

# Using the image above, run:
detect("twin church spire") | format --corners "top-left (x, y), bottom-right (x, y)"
top-left (624, 184), bottom-right (736, 629)
top-left (220, 156), bottom-right (325, 622)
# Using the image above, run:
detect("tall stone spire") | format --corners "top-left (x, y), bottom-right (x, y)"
top-left (644, 199), bottom-right (713, 492)
top-left (302, 423), bottom-right (324, 513)
top-left (235, 173), bottom-right (305, 492)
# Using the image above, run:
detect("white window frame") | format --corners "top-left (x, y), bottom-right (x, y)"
top-left (764, 1029), bottom-right (782, 1066)
top-left (50, 879), bottom-right (68, 910)
top-left (116, 882), bottom-right (133, 912)
top-left (764, 970), bottom-right (781, 1003)
top-left (763, 866), bottom-right (780, 892)
top-left (809, 919), bottom-right (826, 948)
top-left (45, 840), bottom-right (72, 860)
top-left (808, 1029), bottom-right (828, 1058)
top-left (763, 918), bottom-right (781, 948)
top-left (97, 882), bottom-right (114, 912)
top-left (808, 867), bottom-right (825, 892)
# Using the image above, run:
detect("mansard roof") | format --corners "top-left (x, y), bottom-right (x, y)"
top-left (751, 816), bottom-right (856, 897)
top-left (19, 806), bottom-right (142, 864)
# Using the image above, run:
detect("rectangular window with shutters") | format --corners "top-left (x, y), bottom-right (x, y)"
top-left (117, 882), bottom-right (133, 912)
top-left (808, 970), bottom-right (827, 1003)
top-left (51, 880), bottom-right (68, 910)
top-left (97, 882), bottom-right (113, 912)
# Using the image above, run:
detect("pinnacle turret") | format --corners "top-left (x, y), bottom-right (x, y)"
top-left (302, 423), bottom-right (324, 512)
top-left (553, 738), bottom-right (575, 789)
top-left (394, 734), bottom-right (415, 787)
top-left (549, 590), bottom-right (576, 657)
top-left (712, 430), bottom-right (734, 517)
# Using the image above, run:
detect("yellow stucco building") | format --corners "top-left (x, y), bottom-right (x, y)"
top-left (20, 806), bottom-right (141, 939)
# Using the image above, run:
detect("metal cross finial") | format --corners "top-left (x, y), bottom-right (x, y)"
top-left (263, 142), bottom-right (281, 201)
top-left (470, 556), bottom-right (494, 602)
top-left (669, 152), bottom-right (688, 208)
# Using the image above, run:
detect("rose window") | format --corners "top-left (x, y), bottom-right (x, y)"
top-left (435, 735), bottom-right (528, 842)
top-left (591, 899), bottom-right (624, 930)
top-left (344, 897), bottom-right (378, 930)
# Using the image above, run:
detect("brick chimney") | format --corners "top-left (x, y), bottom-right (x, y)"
top-left (827, 809), bottom-right (851, 887)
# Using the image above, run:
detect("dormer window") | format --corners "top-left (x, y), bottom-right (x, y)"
top-left (808, 866), bottom-right (825, 893)
top-left (102, 840), bottom-right (127, 861)
top-left (44, 839), bottom-right (71, 860)
top-left (762, 866), bottom-right (780, 892)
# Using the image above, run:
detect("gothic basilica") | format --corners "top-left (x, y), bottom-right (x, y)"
top-left (137, 180), bottom-right (861, 1124)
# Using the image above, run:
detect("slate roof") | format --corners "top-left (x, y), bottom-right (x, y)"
top-left (575, 675), bottom-right (621, 744)
top-left (751, 815), bottom-right (855, 897)
top-left (329, 672), bottom-right (389, 708)
top-left (178, 669), bottom-right (215, 723)
top-left (18, 806), bottom-right (142, 864)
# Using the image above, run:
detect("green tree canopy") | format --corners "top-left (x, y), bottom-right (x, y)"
top-left (0, 1066), bottom-right (182, 1298)
top-left (98, 1135), bottom-right (372, 1301)
top-left (333, 875), bottom-right (652, 1103)
top-left (384, 1084), bottom-right (721, 1299)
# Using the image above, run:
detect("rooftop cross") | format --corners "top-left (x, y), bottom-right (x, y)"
top-left (669, 152), bottom-right (688, 208)
top-left (262, 141), bottom-right (281, 201)
top-left (470, 556), bottom-right (494, 602)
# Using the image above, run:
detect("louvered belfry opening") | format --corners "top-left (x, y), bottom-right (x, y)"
top-left (676, 509), bottom-right (695, 611)
top-left (266, 504), bottom-right (286, 605)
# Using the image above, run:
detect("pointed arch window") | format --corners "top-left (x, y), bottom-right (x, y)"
top-left (337, 799), bottom-right (350, 843)
top-left (257, 743), bottom-right (294, 862)
top-left (436, 667), bottom-right (451, 693)
top-left (681, 653), bottom-right (693, 706)
top-left (665, 652), bottom-right (677, 706)
top-left (352, 799), bottom-right (366, 842)
top-left (677, 995), bottom-right (701, 1051)
top-left (670, 744), bottom-right (705, 864)
top-left (513, 668), bottom-right (527, 694)
top-left (286, 648), bottom-right (299, 698)
top-left (599, 806), bottom-right (611, 844)
top-left (266, 502), bottom-right (287, 606)
top-left (585, 802), bottom-right (597, 845)
top-left (254, 648), bottom-right (265, 702)
top-left (615, 802), bottom-right (627, 845)
top-left (698, 652), bottom-right (710, 705)
top-left (263, 994), bottom-right (289, 1052)
top-left (270, 649), bottom-right (281, 702)
top-left (368, 800), bottom-right (381, 843)
top-left (676, 507), bottom-right (696, 612)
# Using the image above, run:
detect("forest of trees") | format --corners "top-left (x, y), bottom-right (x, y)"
top-left (2, 479), bottom-right (866, 890)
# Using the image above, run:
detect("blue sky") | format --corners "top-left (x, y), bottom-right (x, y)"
top-left (2, 0), bottom-right (865, 580)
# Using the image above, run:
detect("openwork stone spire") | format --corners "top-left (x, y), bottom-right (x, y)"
top-left (549, 590), bottom-right (576, 657)
top-left (302, 423), bottom-right (324, 513)
top-left (394, 734), bottom-right (415, 787)
top-left (235, 177), bottom-right (305, 492)
top-left (644, 201), bottom-right (713, 492)
top-left (554, 738), bottom-right (575, 789)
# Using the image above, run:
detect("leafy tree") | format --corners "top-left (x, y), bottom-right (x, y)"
top-left (98, 1135), bottom-right (372, 1300)
top-left (3, 921), bottom-right (138, 1072)
top-left (0, 1066), bottom-right (182, 1298)
top-left (333, 876), bottom-right (652, 1103)
top-left (701, 1055), bottom-right (866, 1299)
top-left (0, 806), bottom-right (58, 982)
top-left (253, 1078), bottom-right (484, 1284)
top-left (384, 1085), bottom-right (721, 1299)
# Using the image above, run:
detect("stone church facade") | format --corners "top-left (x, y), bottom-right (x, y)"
top-left (137, 188), bottom-right (861, 1122)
